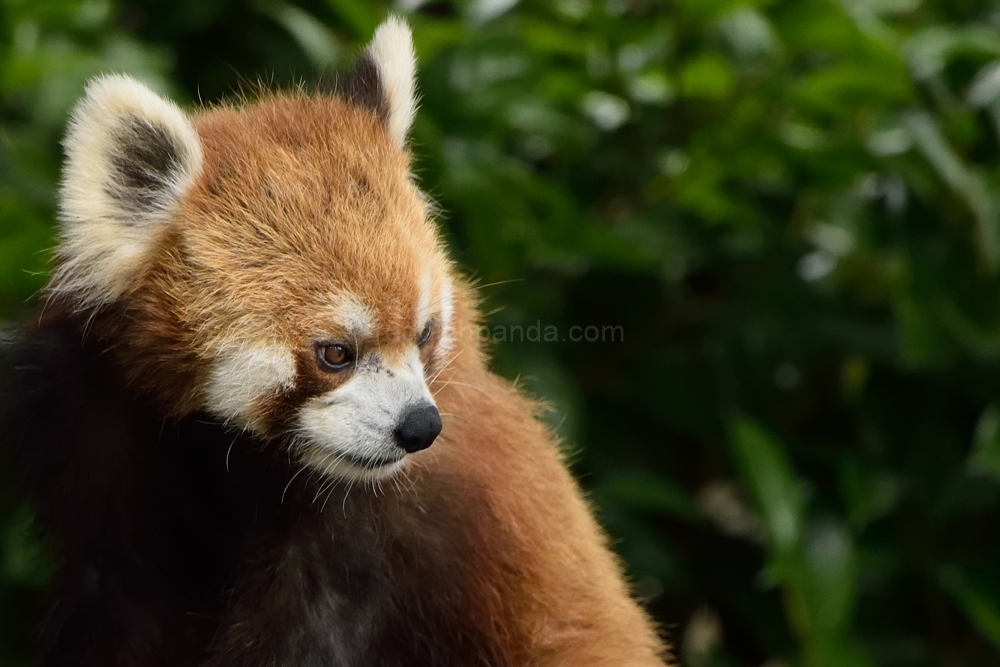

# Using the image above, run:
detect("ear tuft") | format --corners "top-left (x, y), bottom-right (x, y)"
top-left (365, 16), bottom-right (418, 147)
top-left (52, 74), bottom-right (202, 309)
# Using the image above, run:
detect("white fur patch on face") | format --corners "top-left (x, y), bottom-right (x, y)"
top-left (416, 271), bottom-right (433, 331)
top-left (332, 293), bottom-right (375, 340)
top-left (51, 74), bottom-right (203, 310)
top-left (297, 348), bottom-right (434, 482)
top-left (204, 345), bottom-right (296, 431)
top-left (437, 277), bottom-right (455, 359)
top-left (367, 16), bottom-right (417, 147)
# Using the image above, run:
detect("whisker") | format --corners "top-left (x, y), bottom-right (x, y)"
top-left (429, 350), bottom-right (464, 384)
top-left (430, 369), bottom-right (461, 397)
top-left (281, 463), bottom-right (308, 504)
top-left (432, 380), bottom-right (490, 396)
top-left (341, 475), bottom-right (358, 516)
top-left (476, 278), bottom-right (525, 290)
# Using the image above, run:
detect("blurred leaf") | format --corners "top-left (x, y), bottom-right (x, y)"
top-left (968, 403), bottom-right (1000, 483)
top-left (895, 295), bottom-right (945, 368)
top-left (800, 521), bottom-right (856, 635)
top-left (2, 507), bottom-right (50, 588)
top-left (940, 565), bottom-right (1000, 651)
top-left (905, 25), bottom-right (1000, 82)
top-left (717, 7), bottom-right (779, 62)
top-left (265, 2), bottom-right (343, 68)
top-left (593, 470), bottom-right (703, 522)
top-left (904, 111), bottom-right (999, 270)
top-left (681, 52), bottom-right (734, 100)
top-left (838, 456), bottom-right (903, 529)
top-left (730, 419), bottom-right (804, 567)
top-left (796, 62), bottom-right (911, 115)
top-left (320, 0), bottom-right (379, 37)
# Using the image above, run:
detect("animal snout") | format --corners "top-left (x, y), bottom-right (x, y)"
top-left (394, 403), bottom-right (442, 453)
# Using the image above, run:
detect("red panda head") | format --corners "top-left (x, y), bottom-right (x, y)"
top-left (48, 17), bottom-right (466, 481)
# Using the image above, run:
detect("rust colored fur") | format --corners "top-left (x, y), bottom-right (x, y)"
top-left (100, 95), bottom-right (441, 417)
top-left (149, 93), bottom-right (664, 664)
top-left (6, 20), bottom-right (669, 666)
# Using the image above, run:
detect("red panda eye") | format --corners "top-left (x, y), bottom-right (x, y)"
top-left (418, 320), bottom-right (434, 347)
top-left (317, 343), bottom-right (354, 371)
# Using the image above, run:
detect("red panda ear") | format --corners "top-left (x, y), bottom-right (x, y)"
top-left (340, 16), bottom-right (418, 148)
top-left (51, 75), bottom-right (202, 309)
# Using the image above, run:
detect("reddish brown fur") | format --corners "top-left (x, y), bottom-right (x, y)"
top-left (420, 362), bottom-right (669, 664)
top-left (98, 95), bottom-right (439, 416)
top-left (49, 91), bottom-right (669, 664)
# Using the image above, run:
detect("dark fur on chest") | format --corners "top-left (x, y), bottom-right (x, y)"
top-left (3, 319), bottom-right (504, 667)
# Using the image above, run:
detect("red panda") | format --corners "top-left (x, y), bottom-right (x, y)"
top-left (4, 16), bottom-right (668, 667)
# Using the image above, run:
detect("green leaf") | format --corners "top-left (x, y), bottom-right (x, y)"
top-left (730, 419), bottom-right (804, 564)
top-left (320, 0), bottom-right (380, 38)
top-left (801, 521), bottom-right (856, 634)
top-left (968, 404), bottom-right (1000, 483)
top-left (895, 295), bottom-right (945, 368)
top-left (806, 635), bottom-right (875, 667)
top-left (940, 566), bottom-right (1000, 651)
top-left (905, 25), bottom-right (1000, 82)
top-left (904, 111), bottom-right (999, 271)
top-left (592, 471), bottom-right (703, 522)
top-left (838, 456), bottom-right (903, 529)
top-left (265, 2), bottom-right (343, 68)
top-left (2, 506), bottom-right (51, 588)
top-left (681, 53), bottom-right (735, 100)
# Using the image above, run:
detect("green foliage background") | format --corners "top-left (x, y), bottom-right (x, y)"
top-left (3, 0), bottom-right (1000, 665)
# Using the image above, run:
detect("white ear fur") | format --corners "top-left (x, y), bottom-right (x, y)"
top-left (367, 16), bottom-right (418, 147)
top-left (51, 74), bottom-right (202, 309)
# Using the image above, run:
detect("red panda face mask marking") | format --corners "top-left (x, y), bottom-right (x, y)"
top-left (298, 345), bottom-right (440, 480)
top-left (49, 18), bottom-right (456, 482)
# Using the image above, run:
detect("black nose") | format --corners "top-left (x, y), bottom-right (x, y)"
top-left (394, 404), bottom-right (442, 453)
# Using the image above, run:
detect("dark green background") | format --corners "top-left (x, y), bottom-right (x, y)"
top-left (3, 0), bottom-right (1000, 665)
